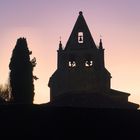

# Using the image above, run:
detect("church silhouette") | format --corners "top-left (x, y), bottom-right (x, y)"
top-left (48, 11), bottom-right (139, 109)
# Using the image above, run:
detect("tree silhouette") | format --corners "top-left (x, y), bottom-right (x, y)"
top-left (9, 38), bottom-right (37, 104)
top-left (0, 83), bottom-right (10, 102)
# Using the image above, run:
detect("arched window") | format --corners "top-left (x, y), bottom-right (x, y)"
top-left (78, 32), bottom-right (83, 43)
top-left (85, 60), bottom-right (93, 67)
top-left (69, 61), bottom-right (76, 68)
top-left (85, 55), bottom-right (93, 67)
top-left (68, 55), bottom-right (76, 68)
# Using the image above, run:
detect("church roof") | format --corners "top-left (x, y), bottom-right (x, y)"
top-left (65, 11), bottom-right (97, 51)
top-left (48, 91), bottom-right (139, 109)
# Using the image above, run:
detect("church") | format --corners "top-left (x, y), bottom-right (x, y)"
top-left (48, 11), bottom-right (139, 109)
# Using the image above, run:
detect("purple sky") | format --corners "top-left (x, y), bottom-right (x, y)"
top-left (0, 0), bottom-right (140, 104)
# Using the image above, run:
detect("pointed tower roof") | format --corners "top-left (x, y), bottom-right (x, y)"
top-left (65, 11), bottom-right (97, 51)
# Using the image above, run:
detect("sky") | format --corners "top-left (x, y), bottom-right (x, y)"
top-left (0, 0), bottom-right (140, 105)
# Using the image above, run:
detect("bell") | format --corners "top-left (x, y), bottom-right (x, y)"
top-left (79, 36), bottom-right (83, 42)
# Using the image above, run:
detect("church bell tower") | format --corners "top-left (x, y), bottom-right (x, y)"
top-left (48, 11), bottom-right (111, 101)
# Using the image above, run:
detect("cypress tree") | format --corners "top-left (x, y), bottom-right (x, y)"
top-left (9, 38), bottom-right (36, 103)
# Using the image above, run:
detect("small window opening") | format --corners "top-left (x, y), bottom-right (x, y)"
top-left (85, 60), bottom-right (93, 67)
top-left (69, 61), bottom-right (76, 68)
top-left (78, 32), bottom-right (83, 43)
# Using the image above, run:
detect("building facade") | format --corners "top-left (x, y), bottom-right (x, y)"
top-left (48, 12), bottom-right (139, 109)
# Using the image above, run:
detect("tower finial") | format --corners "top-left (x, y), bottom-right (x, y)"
top-left (59, 36), bottom-right (63, 51)
top-left (79, 11), bottom-right (83, 15)
top-left (99, 35), bottom-right (103, 49)
top-left (59, 36), bottom-right (62, 46)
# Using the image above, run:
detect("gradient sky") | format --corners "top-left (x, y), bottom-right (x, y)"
top-left (0, 0), bottom-right (140, 104)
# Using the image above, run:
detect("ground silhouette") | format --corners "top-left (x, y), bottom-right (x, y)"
top-left (0, 104), bottom-right (139, 139)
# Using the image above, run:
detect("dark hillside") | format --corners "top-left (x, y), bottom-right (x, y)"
top-left (0, 104), bottom-right (139, 139)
